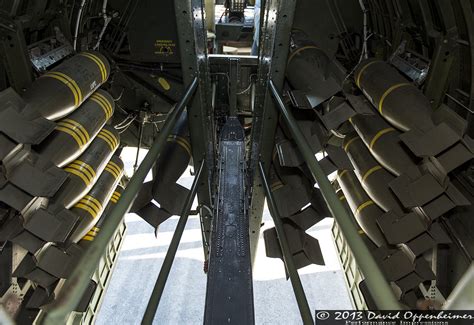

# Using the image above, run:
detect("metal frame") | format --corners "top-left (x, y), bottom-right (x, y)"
top-left (38, 78), bottom-right (199, 325)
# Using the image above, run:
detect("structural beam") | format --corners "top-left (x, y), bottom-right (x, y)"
top-left (268, 80), bottom-right (402, 310)
top-left (39, 77), bottom-right (199, 325)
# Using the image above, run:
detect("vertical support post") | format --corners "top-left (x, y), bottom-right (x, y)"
top-left (248, 0), bottom-right (297, 264)
top-left (133, 118), bottom-right (145, 173)
top-left (141, 159), bottom-right (205, 325)
top-left (39, 77), bottom-right (199, 325)
top-left (268, 80), bottom-right (401, 310)
top-left (258, 162), bottom-right (313, 325)
top-left (175, 0), bottom-right (215, 262)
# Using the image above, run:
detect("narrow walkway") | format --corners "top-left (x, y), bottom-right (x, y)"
top-left (97, 149), bottom-right (352, 324)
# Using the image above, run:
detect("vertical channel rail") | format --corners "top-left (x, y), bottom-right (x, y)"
top-left (258, 162), bottom-right (313, 324)
top-left (141, 159), bottom-right (205, 324)
top-left (268, 80), bottom-right (401, 310)
top-left (40, 77), bottom-right (199, 325)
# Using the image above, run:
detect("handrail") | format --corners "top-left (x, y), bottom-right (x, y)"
top-left (141, 159), bottom-right (205, 324)
top-left (258, 162), bottom-right (313, 324)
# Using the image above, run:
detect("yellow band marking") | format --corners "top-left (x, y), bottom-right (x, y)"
top-left (43, 73), bottom-right (79, 107)
top-left (110, 190), bottom-right (121, 203)
top-left (105, 166), bottom-right (120, 179)
top-left (90, 97), bottom-right (111, 120)
top-left (82, 235), bottom-right (94, 241)
top-left (78, 198), bottom-right (101, 215)
top-left (79, 52), bottom-right (107, 82)
top-left (45, 71), bottom-right (82, 106)
top-left (339, 196), bottom-right (346, 201)
top-left (109, 165), bottom-right (123, 177)
top-left (99, 128), bottom-right (119, 148)
top-left (108, 160), bottom-right (123, 173)
top-left (61, 119), bottom-right (90, 143)
top-left (56, 126), bottom-right (83, 148)
top-left (338, 170), bottom-right (348, 180)
top-left (105, 161), bottom-right (123, 178)
top-left (57, 121), bottom-right (86, 146)
top-left (288, 46), bottom-right (320, 64)
top-left (355, 200), bottom-right (375, 215)
top-left (83, 195), bottom-right (103, 212)
top-left (106, 162), bottom-right (122, 175)
top-left (92, 92), bottom-right (113, 117)
top-left (378, 83), bottom-right (411, 115)
top-left (97, 134), bottom-right (115, 151)
top-left (74, 202), bottom-right (97, 218)
top-left (64, 168), bottom-right (90, 186)
top-left (362, 165), bottom-right (383, 182)
top-left (73, 160), bottom-right (95, 178)
top-left (78, 202), bottom-right (99, 217)
top-left (358, 229), bottom-right (365, 235)
top-left (106, 162), bottom-right (121, 175)
top-left (356, 61), bottom-right (378, 88)
top-left (69, 160), bottom-right (96, 180)
top-left (167, 135), bottom-right (192, 157)
top-left (111, 191), bottom-right (121, 200)
top-left (68, 164), bottom-right (94, 184)
top-left (343, 136), bottom-right (360, 152)
top-left (101, 128), bottom-right (118, 144)
top-left (369, 127), bottom-right (396, 149)
top-left (97, 133), bottom-right (117, 151)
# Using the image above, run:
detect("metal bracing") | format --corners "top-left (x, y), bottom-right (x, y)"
top-left (38, 77), bottom-right (199, 325)
top-left (248, 0), bottom-right (297, 264)
top-left (175, 0), bottom-right (216, 262)
top-left (141, 159), bottom-right (205, 325)
top-left (268, 80), bottom-right (402, 310)
top-left (258, 162), bottom-right (313, 325)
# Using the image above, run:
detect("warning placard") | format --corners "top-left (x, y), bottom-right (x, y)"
top-left (154, 39), bottom-right (176, 56)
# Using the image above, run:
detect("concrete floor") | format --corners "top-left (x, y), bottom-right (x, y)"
top-left (96, 149), bottom-right (352, 324)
